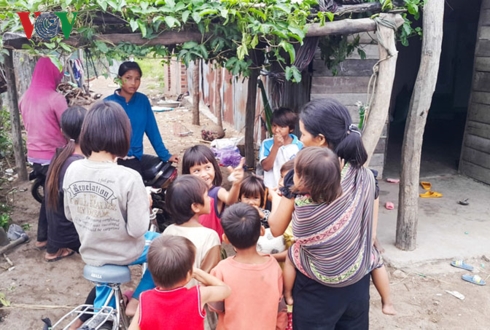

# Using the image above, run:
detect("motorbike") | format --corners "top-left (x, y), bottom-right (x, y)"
top-left (140, 154), bottom-right (178, 232)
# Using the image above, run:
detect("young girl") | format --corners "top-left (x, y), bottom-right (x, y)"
top-left (63, 100), bottom-right (159, 317)
top-left (239, 175), bottom-right (285, 255)
top-left (128, 235), bottom-right (231, 330)
top-left (182, 145), bottom-right (245, 238)
top-left (281, 147), bottom-right (343, 305)
top-left (104, 61), bottom-right (178, 174)
top-left (44, 105), bottom-right (87, 262)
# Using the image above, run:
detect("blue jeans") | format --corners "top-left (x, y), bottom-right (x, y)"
top-left (94, 231), bottom-right (160, 309)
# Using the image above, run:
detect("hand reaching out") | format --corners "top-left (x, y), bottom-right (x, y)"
top-left (227, 158), bottom-right (245, 185)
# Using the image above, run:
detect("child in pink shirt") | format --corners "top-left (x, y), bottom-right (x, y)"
top-left (210, 203), bottom-right (287, 330)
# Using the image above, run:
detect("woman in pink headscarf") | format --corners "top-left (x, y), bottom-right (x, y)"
top-left (19, 57), bottom-right (68, 257)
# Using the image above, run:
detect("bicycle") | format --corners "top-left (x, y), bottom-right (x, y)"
top-left (50, 208), bottom-right (162, 330)
top-left (51, 264), bottom-right (131, 330)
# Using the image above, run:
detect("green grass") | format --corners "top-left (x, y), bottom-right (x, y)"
top-left (136, 58), bottom-right (165, 82)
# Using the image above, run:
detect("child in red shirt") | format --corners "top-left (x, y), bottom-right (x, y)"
top-left (129, 235), bottom-right (231, 330)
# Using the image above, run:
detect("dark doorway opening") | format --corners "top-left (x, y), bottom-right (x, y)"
top-left (384, 0), bottom-right (482, 178)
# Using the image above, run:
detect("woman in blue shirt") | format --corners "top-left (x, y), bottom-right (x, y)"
top-left (105, 61), bottom-right (179, 173)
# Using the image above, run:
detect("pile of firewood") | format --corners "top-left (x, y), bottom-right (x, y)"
top-left (57, 82), bottom-right (97, 106)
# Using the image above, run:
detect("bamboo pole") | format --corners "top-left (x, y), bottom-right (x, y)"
top-left (396, 0), bottom-right (444, 251)
top-left (362, 13), bottom-right (400, 163)
top-left (192, 60), bottom-right (200, 126)
top-left (4, 49), bottom-right (28, 181)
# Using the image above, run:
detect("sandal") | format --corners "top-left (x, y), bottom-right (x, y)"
top-left (419, 191), bottom-right (443, 198)
top-left (450, 260), bottom-right (474, 271)
top-left (44, 248), bottom-right (75, 262)
top-left (35, 241), bottom-right (48, 250)
top-left (462, 274), bottom-right (486, 286)
top-left (420, 181), bottom-right (432, 190)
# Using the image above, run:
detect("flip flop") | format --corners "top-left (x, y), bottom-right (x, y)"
top-left (462, 274), bottom-right (486, 286)
top-left (450, 260), bottom-right (474, 271)
top-left (35, 241), bottom-right (48, 251)
top-left (419, 191), bottom-right (443, 198)
top-left (385, 202), bottom-right (395, 210)
top-left (420, 181), bottom-right (432, 190)
top-left (45, 248), bottom-right (75, 262)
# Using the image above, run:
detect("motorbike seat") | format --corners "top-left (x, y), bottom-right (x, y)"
top-left (83, 264), bottom-right (131, 284)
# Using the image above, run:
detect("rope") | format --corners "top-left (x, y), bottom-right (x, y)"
top-left (363, 16), bottom-right (399, 129)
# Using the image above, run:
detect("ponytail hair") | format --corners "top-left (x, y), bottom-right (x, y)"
top-left (299, 98), bottom-right (367, 168)
top-left (45, 106), bottom-right (87, 210)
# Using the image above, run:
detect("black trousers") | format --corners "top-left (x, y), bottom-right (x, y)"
top-left (292, 271), bottom-right (370, 330)
top-left (33, 163), bottom-right (49, 243)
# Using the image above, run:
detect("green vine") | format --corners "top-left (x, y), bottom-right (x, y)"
top-left (0, 0), bottom-right (424, 80)
top-left (318, 34), bottom-right (365, 76)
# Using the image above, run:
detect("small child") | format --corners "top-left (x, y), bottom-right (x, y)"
top-left (210, 203), bottom-right (287, 330)
top-left (239, 175), bottom-right (285, 255)
top-left (182, 144), bottom-right (245, 239)
top-left (128, 235), bottom-right (231, 330)
top-left (259, 108), bottom-right (303, 189)
top-left (281, 148), bottom-right (395, 316)
top-left (164, 175), bottom-right (221, 275)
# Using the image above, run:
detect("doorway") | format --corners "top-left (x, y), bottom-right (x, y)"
top-left (384, 0), bottom-right (482, 178)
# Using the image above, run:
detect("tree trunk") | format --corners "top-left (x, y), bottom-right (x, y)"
top-left (396, 0), bottom-right (444, 251)
top-left (192, 60), bottom-right (200, 126)
top-left (362, 13), bottom-right (399, 164)
top-left (13, 51), bottom-right (36, 99)
top-left (245, 68), bottom-right (260, 169)
top-left (5, 49), bottom-right (28, 181)
top-left (216, 66), bottom-right (223, 129)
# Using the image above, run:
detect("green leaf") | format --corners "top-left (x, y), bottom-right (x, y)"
top-left (325, 12), bottom-right (335, 22)
top-left (130, 19), bottom-right (139, 32)
top-left (164, 16), bottom-right (180, 28)
top-left (137, 20), bottom-right (147, 37)
top-left (44, 42), bottom-right (56, 50)
top-left (166, 0), bottom-right (175, 7)
top-left (49, 56), bottom-right (63, 72)
top-left (192, 11), bottom-right (201, 23)
top-left (182, 41), bottom-right (199, 50)
top-left (174, 2), bottom-right (186, 11)
top-left (220, 9), bottom-right (229, 18)
top-left (250, 34), bottom-right (258, 49)
top-left (285, 66), bottom-right (292, 81)
top-left (59, 42), bottom-right (72, 52)
top-left (236, 45), bottom-right (248, 60)
top-left (95, 40), bottom-right (109, 53)
top-left (288, 25), bottom-right (305, 40)
top-left (182, 11), bottom-right (190, 23)
top-left (357, 48), bottom-right (366, 60)
top-left (279, 40), bottom-right (295, 63)
top-left (292, 66), bottom-right (302, 83)
top-left (97, 0), bottom-right (108, 11)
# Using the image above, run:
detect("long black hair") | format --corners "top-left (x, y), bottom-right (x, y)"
top-left (45, 106), bottom-right (87, 209)
top-left (300, 98), bottom-right (367, 168)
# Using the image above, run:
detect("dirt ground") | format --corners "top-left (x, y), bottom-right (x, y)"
top-left (0, 76), bottom-right (489, 329)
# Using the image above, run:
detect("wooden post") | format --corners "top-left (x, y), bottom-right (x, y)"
top-left (396, 0), bottom-right (444, 250)
top-left (216, 65), bottom-right (223, 129)
top-left (192, 60), bottom-right (200, 126)
top-left (245, 68), bottom-right (260, 169)
top-left (362, 13), bottom-right (400, 164)
top-left (5, 49), bottom-right (28, 181)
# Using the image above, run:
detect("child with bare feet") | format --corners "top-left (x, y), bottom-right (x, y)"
top-left (277, 147), bottom-right (396, 316)
top-left (128, 235), bottom-right (231, 330)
